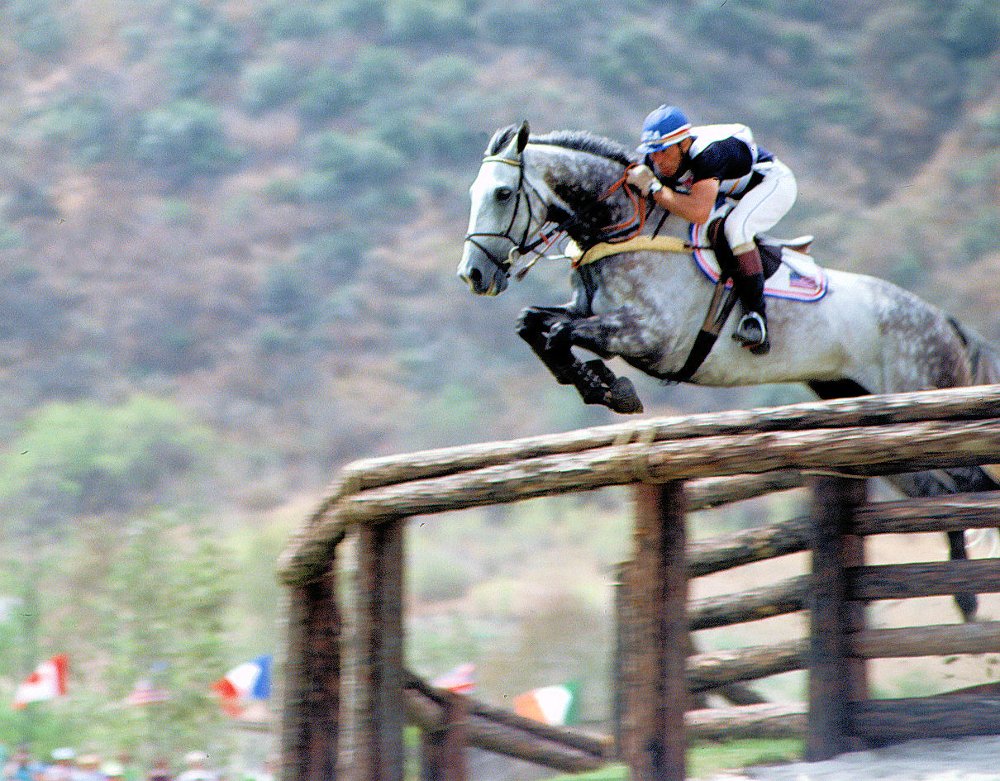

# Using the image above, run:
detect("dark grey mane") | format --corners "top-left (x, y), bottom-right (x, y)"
top-left (485, 125), bottom-right (636, 167)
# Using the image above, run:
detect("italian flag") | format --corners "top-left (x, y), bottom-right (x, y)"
top-left (513, 682), bottom-right (580, 726)
top-left (13, 655), bottom-right (68, 709)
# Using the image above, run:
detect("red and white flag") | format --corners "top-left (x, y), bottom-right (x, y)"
top-left (12, 654), bottom-right (68, 709)
top-left (431, 663), bottom-right (476, 695)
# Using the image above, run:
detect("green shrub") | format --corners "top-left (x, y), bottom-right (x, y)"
top-left (943, 0), bottom-right (999, 59)
top-left (383, 0), bottom-right (472, 43)
top-left (349, 46), bottom-right (408, 102)
top-left (23, 92), bottom-right (119, 164)
top-left (0, 223), bottom-right (24, 250)
top-left (133, 99), bottom-right (242, 184)
top-left (240, 61), bottom-right (301, 115)
top-left (264, 4), bottom-right (336, 40)
top-left (0, 396), bottom-right (214, 530)
top-left (298, 230), bottom-right (370, 285)
top-left (304, 129), bottom-right (406, 199)
top-left (260, 262), bottom-right (317, 323)
top-left (297, 65), bottom-right (356, 122)
top-left (897, 48), bottom-right (962, 112)
top-left (163, 0), bottom-right (242, 97)
top-left (594, 23), bottom-right (671, 89)
top-left (7, 0), bottom-right (66, 57)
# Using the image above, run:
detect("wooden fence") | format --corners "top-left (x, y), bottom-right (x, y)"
top-left (277, 384), bottom-right (1000, 781)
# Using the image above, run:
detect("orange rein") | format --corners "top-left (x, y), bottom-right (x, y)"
top-left (599, 163), bottom-right (649, 243)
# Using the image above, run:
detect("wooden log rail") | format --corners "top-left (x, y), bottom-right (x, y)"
top-left (279, 385), bottom-right (1000, 586)
top-left (278, 386), bottom-right (1000, 780)
top-left (405, 673), bottom-right (612, 774)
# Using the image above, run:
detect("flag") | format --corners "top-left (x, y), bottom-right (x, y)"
top-left (212, 655), bottom-right (272, 717)
top-left (13, 654), bottom-right (68, 709)
top-left (513, 682), bottom-right (580, 726)
top-left (125, 677), bottom-right (170, 706)
top-left (431, 663), bottom-right (476, 694)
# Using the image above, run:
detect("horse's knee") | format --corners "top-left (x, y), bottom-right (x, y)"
top-left (516, 307), bottom-right (551, 341)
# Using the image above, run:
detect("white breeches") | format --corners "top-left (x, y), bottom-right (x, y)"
top-left (724, 159), bottom-right (797, 253)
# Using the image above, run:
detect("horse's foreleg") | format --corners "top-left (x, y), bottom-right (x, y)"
top-left (516, 306), bottom-right (581, 386)
top-left (545, 316), bottom-right (644, 414)
top-left (516, 307), bottom-right (643, 414)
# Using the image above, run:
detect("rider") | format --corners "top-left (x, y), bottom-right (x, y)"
top-left (626, 105), bottom-right (797, 354)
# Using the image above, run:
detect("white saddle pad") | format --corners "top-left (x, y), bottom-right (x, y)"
top-left (689, 223), bottom-right (829, 303)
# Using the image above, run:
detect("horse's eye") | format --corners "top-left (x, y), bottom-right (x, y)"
top-left (495, 187), bottom-right (514, 203)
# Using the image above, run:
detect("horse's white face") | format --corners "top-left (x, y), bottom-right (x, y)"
top-left (458, 123), bottom-right (532, 296)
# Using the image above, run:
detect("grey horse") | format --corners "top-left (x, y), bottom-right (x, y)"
top-left (459, 121), bottom-right (1000, 620)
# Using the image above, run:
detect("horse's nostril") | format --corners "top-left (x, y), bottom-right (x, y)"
top-left (469, 268), bottom-right (483, 287)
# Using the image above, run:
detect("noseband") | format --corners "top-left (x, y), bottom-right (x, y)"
top-left (463, 155), bottom-right (542, 276)
top-left (464, 153), bottom-right (649, 277)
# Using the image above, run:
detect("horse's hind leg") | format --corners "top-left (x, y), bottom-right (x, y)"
top-left (947, 530), bottom-right (978, 620)
top-left (894, 469), bottom-right (978, 621)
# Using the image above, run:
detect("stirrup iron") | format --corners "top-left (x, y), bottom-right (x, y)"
top-left (733, 312), bottom-right (770, 355)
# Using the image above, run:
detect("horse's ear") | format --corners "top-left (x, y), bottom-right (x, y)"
top-left (516, 120), bottom-right (530, 153)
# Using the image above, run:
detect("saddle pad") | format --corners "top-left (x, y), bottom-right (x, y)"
top-left (689, 223), bottom-right (828, 303)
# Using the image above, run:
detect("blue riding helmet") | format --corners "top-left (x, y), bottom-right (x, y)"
top-left (637, 105), bottom-right (692, 153)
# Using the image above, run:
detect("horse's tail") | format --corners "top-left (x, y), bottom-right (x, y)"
top-left (948, 316), bottom-right (1000, 386)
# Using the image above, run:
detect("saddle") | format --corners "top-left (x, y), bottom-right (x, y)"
top-left (663, 217), bottom-right (821, 383)
top-left (705, 217), bottom-right (813, 282)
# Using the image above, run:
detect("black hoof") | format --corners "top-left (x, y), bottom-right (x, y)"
top-left (607, 377), bottom-right (643, 414)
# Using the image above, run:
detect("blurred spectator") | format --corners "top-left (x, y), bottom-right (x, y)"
top-left (42, 749), bottom-right (75, 781)
top-left (113, 754), bottom-right (136, 781)
top-left (100, 763), bottom-right (123, 781)
top-left (3, 746), bottom-right (36, 781)
top-left (145, 760), bottom-right (171, 781)
top-left (75, 755), bottom-right (103, 781)
top-left (175, 753), bottom-right (215, 781)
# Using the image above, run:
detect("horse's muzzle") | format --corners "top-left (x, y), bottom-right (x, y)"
top-left (458, 246), bottom-right (508, 296)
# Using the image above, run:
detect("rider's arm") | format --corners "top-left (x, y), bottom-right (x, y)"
top-left (651, 177), bottom-right (718, 225)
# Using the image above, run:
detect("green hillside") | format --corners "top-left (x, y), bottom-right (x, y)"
top-left (0, 0), bottom-right (997, 763)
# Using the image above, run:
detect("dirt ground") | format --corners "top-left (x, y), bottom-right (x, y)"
top-left (707, 735), bottom-right (1000, 780)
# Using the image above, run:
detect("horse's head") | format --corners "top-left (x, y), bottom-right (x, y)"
top-left (458, 121), bottom-right (535, 296)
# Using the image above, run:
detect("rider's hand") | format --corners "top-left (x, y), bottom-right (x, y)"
top-left (626, 165), bottom-right (662, 196)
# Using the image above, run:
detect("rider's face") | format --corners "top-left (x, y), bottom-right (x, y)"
top-left (650, 144), bottom-right (683, 178)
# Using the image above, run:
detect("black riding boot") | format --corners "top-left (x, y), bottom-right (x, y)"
top-left (732, 247), bottom-right (770, 355)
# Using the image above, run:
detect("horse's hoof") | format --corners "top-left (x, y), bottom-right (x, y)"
top-left (607, 377), bottom-right (643, 414)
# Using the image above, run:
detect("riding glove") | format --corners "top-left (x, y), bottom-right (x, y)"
top-left (626, 165), bottom-right (662, 196)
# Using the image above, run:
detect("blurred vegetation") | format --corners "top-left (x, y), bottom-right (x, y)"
top-left (0, 0), bottom-right (997, 764)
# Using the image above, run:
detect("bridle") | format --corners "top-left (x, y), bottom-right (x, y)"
top-left (462, 154), bottom-right (545, 275)
top-left (464, 152), bottom-right (650, 277)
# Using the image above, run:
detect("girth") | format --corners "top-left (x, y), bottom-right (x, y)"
top-left (568, 216), bottom-right (778, 384)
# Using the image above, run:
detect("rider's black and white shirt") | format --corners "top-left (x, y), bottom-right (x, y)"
top-left (658, 123), bottom-right (775, 200)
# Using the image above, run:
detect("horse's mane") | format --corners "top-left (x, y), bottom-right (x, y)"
top-left (486, 125), bottom-right (636, 167)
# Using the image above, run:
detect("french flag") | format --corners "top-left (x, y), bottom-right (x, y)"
top-left (212, 655), bottom-right (272, 716)
top-left (13, 655), bottom-right (68, 709)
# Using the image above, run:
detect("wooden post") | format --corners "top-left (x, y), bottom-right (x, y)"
top-left (621, 482), bottom-right (688, 781)
top-left (420, 693), bottom-right (468, 781)
top-left (281, 563), bottom-right (341, 781)
top-left (354, 518), bottom-right (406, 781)
top-left (806, 475), bottom-right (868, 761)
